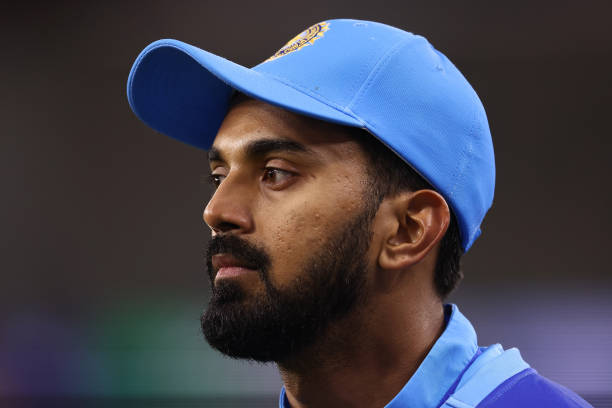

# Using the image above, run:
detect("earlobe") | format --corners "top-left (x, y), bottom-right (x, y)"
top-left (378, 190), bottom-right (450, 272)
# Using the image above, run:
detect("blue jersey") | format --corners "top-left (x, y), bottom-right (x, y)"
top-left (279, 305), bottom-right (592, 408)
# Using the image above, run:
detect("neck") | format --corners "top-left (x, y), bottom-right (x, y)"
top-left (278, 293), bottom-right (445, 408)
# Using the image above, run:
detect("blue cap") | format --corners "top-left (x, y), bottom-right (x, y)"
top-left (127, 19), bottom-right (495, 251)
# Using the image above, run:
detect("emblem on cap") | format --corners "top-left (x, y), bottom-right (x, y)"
top-left (265, 21), bottom-right (330, 62)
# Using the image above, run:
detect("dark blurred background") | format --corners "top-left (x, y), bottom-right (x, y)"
top-left (1, 0), bottom-right (611, 406)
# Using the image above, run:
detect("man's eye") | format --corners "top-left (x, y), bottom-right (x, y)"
top-left (262, 167), bottom-right (294, 186)
top-left (209, 174), bottom-right (225, 187)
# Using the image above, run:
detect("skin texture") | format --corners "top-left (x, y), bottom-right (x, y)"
top-left (204, 98), bottom-right (451, 408)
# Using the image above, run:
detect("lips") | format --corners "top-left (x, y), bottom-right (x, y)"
top-left (206, 235), bottom-right (270, 284)
top-left (212, 253), bottom-right (257, 280)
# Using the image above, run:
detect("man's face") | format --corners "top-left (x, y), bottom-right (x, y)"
top-left (201, 98), bottom-right (379, 363)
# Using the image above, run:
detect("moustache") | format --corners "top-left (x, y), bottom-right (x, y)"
top-left (205, 234), bottom-right (271, 283)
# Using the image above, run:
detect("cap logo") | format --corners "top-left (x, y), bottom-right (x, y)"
top-left (264, 21), bottom-right (330, 62)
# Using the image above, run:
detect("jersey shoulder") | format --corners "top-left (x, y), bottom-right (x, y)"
top-left (476, 368), bottom-right (593, 408)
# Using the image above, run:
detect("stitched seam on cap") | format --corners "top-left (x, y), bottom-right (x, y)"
top-left (344, 47), bottom-right (378, 110)
top-left (345, 37), bottom-right (410, 113)
top-left (449, 107), bottom-right (478, 245)
top-left (449, 113), bottom-right (475, 198)
top-left (259, 71), bottom-right (365, 125)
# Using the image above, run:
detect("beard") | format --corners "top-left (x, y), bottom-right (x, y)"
top-left (200, 204), bottom-right (376, 363)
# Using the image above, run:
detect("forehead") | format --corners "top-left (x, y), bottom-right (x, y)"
top-left (211, 98), bottom-right (360, 156)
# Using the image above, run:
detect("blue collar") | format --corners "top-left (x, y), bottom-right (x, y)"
top-left (279, 304), bottom-right (478, 408)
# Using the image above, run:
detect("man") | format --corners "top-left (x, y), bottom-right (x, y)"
top-left (127, 19), bottom-right (592, 407)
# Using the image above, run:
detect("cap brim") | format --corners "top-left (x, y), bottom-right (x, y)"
top-left (127, 39), bottom-right (363, 149)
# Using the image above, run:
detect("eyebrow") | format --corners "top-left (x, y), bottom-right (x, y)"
top-left (208, 138), bottom-right (314, 162)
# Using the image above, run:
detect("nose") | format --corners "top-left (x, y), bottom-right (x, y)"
top-left (203, 174), bottom-right (255, 235)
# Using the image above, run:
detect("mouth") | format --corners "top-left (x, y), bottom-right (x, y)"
top-left (212, 253), bottom-right (258, 281)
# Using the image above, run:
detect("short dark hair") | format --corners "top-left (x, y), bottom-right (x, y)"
top-left (351, 128), bottom-right (464, 299)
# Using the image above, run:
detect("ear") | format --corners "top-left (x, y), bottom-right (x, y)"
top-left (378, 189), bottom-right (450, 272)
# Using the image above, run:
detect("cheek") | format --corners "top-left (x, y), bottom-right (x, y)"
top-left (262, 195), bottom-right (365, 285)
top-left (255, 161), bottom-right (369, 285)
top-left (266, 200), bottom-right (326, 276)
